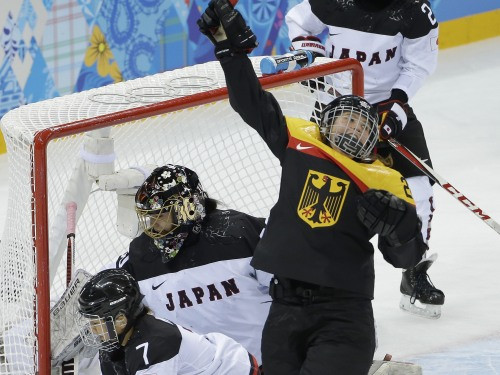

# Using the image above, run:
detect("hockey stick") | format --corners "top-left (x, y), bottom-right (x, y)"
top-left (61, 202), bottom-right (78, 375)
top-left (387, 137), bottom-right (500, 235)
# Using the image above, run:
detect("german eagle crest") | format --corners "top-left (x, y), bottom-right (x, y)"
top-left (297, 170), bottom-right (350, 228)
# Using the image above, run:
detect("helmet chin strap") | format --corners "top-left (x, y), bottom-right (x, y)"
top-left (116, 305), bottom-right (147, 346)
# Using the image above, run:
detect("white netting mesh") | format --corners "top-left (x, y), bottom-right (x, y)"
top-left (0, 56), bottom-right (356, 374)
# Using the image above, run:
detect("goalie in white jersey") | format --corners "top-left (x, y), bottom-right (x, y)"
top-left (77, 268), bottom-right (261, 375)
top-left (101, 164), bottom-right (269, 372)
top-left (286, 0), bottom-right (444, 318)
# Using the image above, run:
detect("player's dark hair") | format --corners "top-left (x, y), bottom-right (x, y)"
top-left (205, 197), bottom-right (219, 214)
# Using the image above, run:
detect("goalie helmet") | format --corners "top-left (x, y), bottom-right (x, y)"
top-left (77, 269), bottom-right (144, 352)
top-left (135, 164), bottom-right (207, 262)
top-left (320, 95), bottom-right (379, 160)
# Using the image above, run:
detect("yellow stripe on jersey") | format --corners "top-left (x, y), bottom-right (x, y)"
top-left (286, 117), bottom-right (415, 205)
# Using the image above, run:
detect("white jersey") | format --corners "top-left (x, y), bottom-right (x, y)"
top-left (286, 0), bottom-right (439, 103)
top-left (116, 209), bottom-right (271, 363)
top-left (126, 314), bottom-right (259, 375)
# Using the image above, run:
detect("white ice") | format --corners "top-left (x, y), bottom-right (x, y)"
top-left (0, 36), bottom-right (499, 374)
top-left (372, 36), bottom-right (500, 373)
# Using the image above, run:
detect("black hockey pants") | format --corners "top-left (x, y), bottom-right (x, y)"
top-left (261, 277), bottom-right (376, 375)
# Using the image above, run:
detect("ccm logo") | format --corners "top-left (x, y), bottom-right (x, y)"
top-left (443, 183), bottom-right (490, 220)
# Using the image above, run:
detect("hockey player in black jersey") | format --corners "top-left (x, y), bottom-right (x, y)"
top-left (104, 164), bottom-right (269, 372)
top-left (76, 268), bottom-right (261, 375)
top-left (286, 0), bottom-right (445, 319)
top-left (198, 1), bottom-right (427, 373)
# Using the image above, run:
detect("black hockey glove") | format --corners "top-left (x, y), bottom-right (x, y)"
top-left (376, 89), bottom-right (409, 140)
top-left (357, 189), bottom-right (407, 237)
top-left (197, 0), bottom-right (257, 59)
top-left (197, 4), bottom-right (221, 45)
top-left (357, 189), bottom-right (422, 247)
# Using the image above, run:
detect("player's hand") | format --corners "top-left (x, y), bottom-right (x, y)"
top-left (198, 0), bottom-right (257, 59)
top-left (377, 98), bottom-right (408, 140)
top-left (213, 0), bottom-right (258, 54)
top-left (197, 3), bottom-right (223, 45)
top-left (291, 35), bottom-right (326, 58)
top-left (356, 189), bottom-right (407, 236)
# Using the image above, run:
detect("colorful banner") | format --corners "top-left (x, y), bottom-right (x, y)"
top-left (0, 0), bottom-right (499, 130)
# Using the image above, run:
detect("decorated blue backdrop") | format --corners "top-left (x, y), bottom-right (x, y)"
top-left (0, 0), bottom-right (498, 118)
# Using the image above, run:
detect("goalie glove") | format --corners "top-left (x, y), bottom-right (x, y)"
top-left (291, 35), bottom-right (326, 58)
top-left (197, 0), bottom-right (258, 59)
top-left (376, 89), bottom-right (409, 140)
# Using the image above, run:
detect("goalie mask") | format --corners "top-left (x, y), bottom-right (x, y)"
top-left (135, 164), bottom-right (207, 262)
top-left (320, 95), bottom-right (379, 160)
top-left (76, 269), bottom-right (145, 352)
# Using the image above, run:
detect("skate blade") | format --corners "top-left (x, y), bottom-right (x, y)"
top-left (399, 294), bottom-right (441, 319)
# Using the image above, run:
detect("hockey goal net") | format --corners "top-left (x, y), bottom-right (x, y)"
top-left (0, 56), bottom-right (362, 374)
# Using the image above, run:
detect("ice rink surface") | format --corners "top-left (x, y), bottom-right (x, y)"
top-left (373, 36), bottom-right (500, 373)
top-left (0, 36), bottom-right (499, 374)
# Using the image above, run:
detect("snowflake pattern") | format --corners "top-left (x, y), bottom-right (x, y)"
top-left (1, 0), bottom-right (298, 115)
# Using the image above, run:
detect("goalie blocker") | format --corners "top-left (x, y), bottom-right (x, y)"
top-left (51, 269), bottom-right (95, 367)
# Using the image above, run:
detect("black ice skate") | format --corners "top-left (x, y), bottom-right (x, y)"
top-left (399, 253), bottom-right (445, 319)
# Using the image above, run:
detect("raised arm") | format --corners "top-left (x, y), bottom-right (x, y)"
top-left (197, 0), bottom-right (289, 160)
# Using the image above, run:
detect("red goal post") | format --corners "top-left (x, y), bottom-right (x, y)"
top-left (0, 57), bottom-right (362, 374)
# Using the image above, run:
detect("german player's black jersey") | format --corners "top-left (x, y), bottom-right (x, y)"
top-left (221, 54), bottom-right (419, 298)
top-left (115, 209), bottom-right (270, 362)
